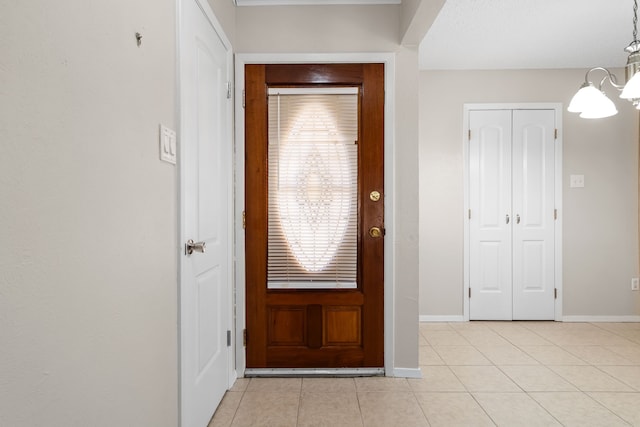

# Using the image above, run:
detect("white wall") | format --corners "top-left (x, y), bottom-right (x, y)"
top-left (235, 5), bottom-right (420, 370)
top-left (236, 5), bottom-right (401, 52)
top-left (206, 0), bottom-right (236, 45)
top-left (419, 69), bottom-right (640, 318)
top-left (0, 1), bottom-right (178, 425)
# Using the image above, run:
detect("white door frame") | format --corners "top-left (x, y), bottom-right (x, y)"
top-left (177, 0), bottom-right (236, 422)
top-left (462, 103), bottom-right (563, 321)
top-left (234, 53), bottom-right (397, 376)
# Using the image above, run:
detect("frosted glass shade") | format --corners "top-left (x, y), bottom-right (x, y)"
top-left (620, 71), bottom-right (640, 99)
top-left (568, 84), bottom-right (618, 118)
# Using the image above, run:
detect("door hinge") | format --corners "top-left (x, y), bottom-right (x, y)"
top-left (554, 209), bottom-right (557, 220)
top-left (554, 288), bottom-right (558, 299)
top-left (468, 129), bottom-right (471, 140)
top-left (554, 128), bottom-right (558, 140)
top-left (242, 90), bottom-right (246, 108)
top-left (226, 81), bottom-right (232, 99)
top-left (243, 329), bottom-right (247, 346)
top-left (468, 288), bottom-right (471, 298)
top-left (468, 209), bottom-right (471, 219)
top-left (226, 330), bottom-right (231, 347)
top-left (242, 211), bottom-right (246, 229)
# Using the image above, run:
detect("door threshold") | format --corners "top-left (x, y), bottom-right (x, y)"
top-left (245, 368), bottom-right (385, 377)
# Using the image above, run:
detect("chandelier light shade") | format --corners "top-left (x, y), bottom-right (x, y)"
top-left (568, 83), bottom-right (618, 118)
top-left (620, 69), bottom-right (640, 99)
top-left (569, 0), bottom-right (640, 118)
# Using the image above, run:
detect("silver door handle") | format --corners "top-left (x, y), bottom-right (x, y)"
top-left (185, 239), bottom-right (206, 255)
top-left (516, 214), bottom-right (521, 224)
top-left (506, 214), bottom-right (510, 224)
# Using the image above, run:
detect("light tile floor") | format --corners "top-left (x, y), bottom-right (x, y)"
top-left (209, 321), bottom-right (640, 426)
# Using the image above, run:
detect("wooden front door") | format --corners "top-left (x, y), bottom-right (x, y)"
top-left (245, 63), bottom-right (385, 368)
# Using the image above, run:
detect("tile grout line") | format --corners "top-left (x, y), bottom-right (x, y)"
top-left (295, 378), bottom-right (302, 427)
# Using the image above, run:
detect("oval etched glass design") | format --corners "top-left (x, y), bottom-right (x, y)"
top-left (278, 109), bottom-right (351, 272)
top-left (267, 90), bottom-right (358, 289)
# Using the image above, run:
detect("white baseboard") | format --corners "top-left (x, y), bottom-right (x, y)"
top-left (419, 315), bottom-right (465, 322)
top-left (563, 315), bottom-right (640, 323)
top-left (420, 315), bottom-right (640, 323)
top-left (390, 367), bottom-right (422, 379)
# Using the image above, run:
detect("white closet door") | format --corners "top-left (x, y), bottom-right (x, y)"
top-left (512, 110), bottom-right (555, 320)
top-left (469, 110), bottom-right (513, 320)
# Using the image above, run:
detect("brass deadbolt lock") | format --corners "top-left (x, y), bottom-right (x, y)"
top-left (369, 226), bottom-right (382, 238)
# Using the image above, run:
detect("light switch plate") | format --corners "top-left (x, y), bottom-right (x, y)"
top-left (570, 174), bottom-right (584, 188)
top-left (160, 124), bottom-right (177, 164)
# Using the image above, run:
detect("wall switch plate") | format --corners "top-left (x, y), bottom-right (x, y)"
top-left (570, 174), bottom-right (585, 188)
top-left (632, 278), bottom-right (639, 291)
top-left (160, 124), bottom-right (177, 164)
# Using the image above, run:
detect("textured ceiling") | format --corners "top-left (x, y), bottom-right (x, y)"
top-left (419, 0), bottom-right (634, 70)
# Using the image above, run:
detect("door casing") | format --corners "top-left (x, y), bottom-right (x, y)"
top-left (234, 53), bottom-right (397, 376)
top-left (462, 103), bottom-right (563, 321)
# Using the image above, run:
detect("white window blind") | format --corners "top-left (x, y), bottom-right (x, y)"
top-left (267, 88), bottom-right (358, 289)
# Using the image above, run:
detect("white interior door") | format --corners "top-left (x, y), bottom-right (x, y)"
top-left (468, 108), bottom-right (556, 321)
top-left (179, 0), bottom-right (231, 425)
top-left (469, 110), bottom-right (513, 320)
top-left (512, 110), bottom-right (555, 320)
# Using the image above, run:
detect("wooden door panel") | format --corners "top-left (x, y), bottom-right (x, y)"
top-left (265, 292), bottom-right (364, 306)
top-left (265, 63), bottom-right (364, 85)
top-left (360, 64), bottom-right (385, 366)
top-left (244, 64), bottom-right (269, 366)
top-left (265, 305), bottom-right (363, 347)
top-left (267, 347), bottom-right (365, 368)
top-left (268, 307), bottom-right (306, 346)
top-left (245, 63), bottom-right (384, 369)
top-left (324, 306), bottom-right (362, 345)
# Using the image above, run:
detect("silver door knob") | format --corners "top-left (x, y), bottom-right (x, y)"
top-left (185, 239), bottom-right (206, 255)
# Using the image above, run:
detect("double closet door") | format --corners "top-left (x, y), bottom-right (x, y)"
top-left (469, 109), bottom-right (556, 320)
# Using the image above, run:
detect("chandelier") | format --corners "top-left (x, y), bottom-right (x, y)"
top-left (568, 0), bottom-right (640, 118)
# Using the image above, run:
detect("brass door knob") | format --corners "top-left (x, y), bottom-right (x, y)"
top-left (369, 226), bottom-right (382, 238)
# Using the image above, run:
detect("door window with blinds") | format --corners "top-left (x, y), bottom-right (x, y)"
top-left (267, 87), bottom-right (358, 289)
